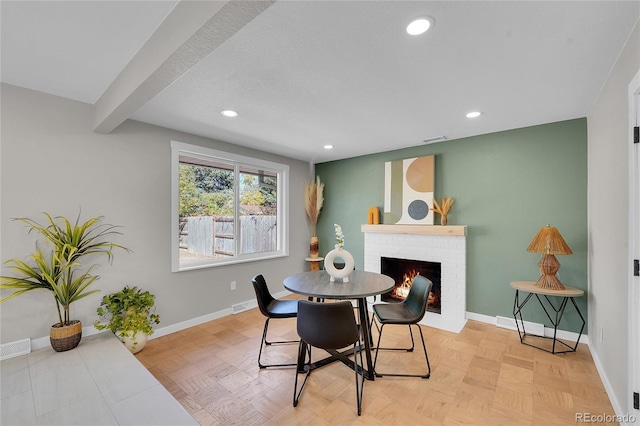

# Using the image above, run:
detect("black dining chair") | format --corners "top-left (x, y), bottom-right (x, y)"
top-left (293, 300), bottom-right (365, 416)
top-left (371, 275), bottom-right (433, 379)
top-left (251, 274), bottom-right (299, 369)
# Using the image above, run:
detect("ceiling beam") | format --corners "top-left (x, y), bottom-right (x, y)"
top-left (92, 0), bottom-right (275, 133)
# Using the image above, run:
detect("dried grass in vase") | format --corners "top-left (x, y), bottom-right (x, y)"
top-left (304, 176), bottom-right (324, 237)
top-left (432, 197), bottom-right (454, 226)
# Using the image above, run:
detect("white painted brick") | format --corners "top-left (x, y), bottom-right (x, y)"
top-left (363, 229), bottom-right (467, 333)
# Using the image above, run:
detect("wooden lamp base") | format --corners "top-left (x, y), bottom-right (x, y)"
top-left (535, 254), bottom-right (565, 290)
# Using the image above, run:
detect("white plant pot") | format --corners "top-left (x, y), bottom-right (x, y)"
top-left (120, 330), bottom-right (148, 354)
top-left (324, 248), bottom-right (355, 282)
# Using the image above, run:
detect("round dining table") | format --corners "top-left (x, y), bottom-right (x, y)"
top-left (284, 270), bottom-right (394, 380)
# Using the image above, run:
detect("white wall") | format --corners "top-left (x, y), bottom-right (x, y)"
top-left (588, 18), bottom-right (640, 415)
top-left (0, 83), bottom-right (311, 343)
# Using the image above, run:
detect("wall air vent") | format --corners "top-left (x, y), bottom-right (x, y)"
top-left (0, 338), bottom-right (31, 361)
top-left (231, 302), bottom-right (250, 314)
top-left (496, 315), bottom-right (544, 336)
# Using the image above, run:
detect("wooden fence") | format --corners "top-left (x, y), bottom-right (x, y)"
top-left (180, 215), bottom-right (277, 257)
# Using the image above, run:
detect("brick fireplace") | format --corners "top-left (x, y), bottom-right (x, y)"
top-left (362, 225), bottom-right (467, 333)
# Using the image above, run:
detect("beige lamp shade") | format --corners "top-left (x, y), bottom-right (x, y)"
top-left (527, 225), bottom-right (572, 290)
top-left (527, 225), bottom-right (573, 255)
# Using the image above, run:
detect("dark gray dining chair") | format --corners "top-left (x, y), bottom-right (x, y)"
top-left (251, 274), bottom-right (299, 369)
top-left (293, 300), bottom-right (364, 416)
top-left (372, 274), bottom-right (433, 378)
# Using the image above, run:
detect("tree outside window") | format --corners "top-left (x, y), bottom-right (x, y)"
top-left (171, 141), bottom-right (288, 271)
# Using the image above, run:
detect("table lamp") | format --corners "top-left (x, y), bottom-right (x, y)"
top-left (527, 225), bottom-right (573, 290)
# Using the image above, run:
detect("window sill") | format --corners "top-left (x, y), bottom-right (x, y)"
top-left (173, 252), bottom-right (289, 272)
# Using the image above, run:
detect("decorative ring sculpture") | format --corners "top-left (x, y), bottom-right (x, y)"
top-left (324, 248), bottom-right (355, 282)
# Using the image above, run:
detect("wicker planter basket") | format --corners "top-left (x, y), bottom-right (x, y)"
top-left (50, 320), bottom-right (82, 352)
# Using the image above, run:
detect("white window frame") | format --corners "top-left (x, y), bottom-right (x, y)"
top-left (171, 141), bottom-right (289, 272)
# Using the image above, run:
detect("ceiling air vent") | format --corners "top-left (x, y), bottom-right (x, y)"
top-left (422, 136), bottom-right (447, 144)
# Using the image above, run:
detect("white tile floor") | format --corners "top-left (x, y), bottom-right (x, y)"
top-left (1, 332), bottom-right (197, 426)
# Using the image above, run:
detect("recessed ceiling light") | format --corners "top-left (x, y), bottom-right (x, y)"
top-left (221, 109), bottom-right (238, 118)
top-left (406, 17), bottom-right (434, 35)
top-left (324, 145), bottom-right (334, 150)
top-left (466, 111), bottom-right (482, 118)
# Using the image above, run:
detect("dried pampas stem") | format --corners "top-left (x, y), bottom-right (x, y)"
top-left (431, 197), bottom-right (455, 226)
top-left (304, 176), bottom-right (324, 236)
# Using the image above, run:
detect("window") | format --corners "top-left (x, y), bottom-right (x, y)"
top-left (171, 141), bottom-right (289, 271)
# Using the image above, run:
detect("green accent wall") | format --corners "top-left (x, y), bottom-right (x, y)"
top-left (315, 119), bottom-right (588, 333)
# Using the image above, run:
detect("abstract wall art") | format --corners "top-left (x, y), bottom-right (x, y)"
top-left (383, 155), bottom-right (434, 225)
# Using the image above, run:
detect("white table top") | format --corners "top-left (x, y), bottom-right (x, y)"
top-left (510, 280), bottom-right (584, 297)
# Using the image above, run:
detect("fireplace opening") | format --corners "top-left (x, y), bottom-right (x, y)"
top-left (381, 256), bottom-right (441, 314)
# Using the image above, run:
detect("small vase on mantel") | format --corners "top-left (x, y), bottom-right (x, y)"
top-left (309, 236), bottom-right (320, 258)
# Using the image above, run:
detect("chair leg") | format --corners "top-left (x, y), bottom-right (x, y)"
top-left (258, 318), bottom-right (298, 369)
top-left (365, 311), bottom-right (375, 347)
top-left (373, 322), bottom-right (430, 379)
top-left (293, 341), bottom-right (312, 407)
top-left (293, 340), bottom-right (365, 415)
top-left (355, 313), bottom-right (375, 348)
top-left (263, 318), bottom-right (299, 346)
top-left (372, 316), bottom-right (415, 352)
top-left (353, 342), bottom-right (364, 416)
top-left (416, 324), bottom-right (431, 379)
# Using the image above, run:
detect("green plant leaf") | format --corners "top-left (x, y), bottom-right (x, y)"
top-left (1, 212), bottom-right (129, 326)
top-left (95, 286), bottom-right (160, 336)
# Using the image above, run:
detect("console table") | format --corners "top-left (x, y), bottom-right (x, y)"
top-left (510, 280), bottom-right (585, 354)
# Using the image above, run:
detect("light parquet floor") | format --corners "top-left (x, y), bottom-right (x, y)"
top-left (135, 299), bottom-right (616, 425)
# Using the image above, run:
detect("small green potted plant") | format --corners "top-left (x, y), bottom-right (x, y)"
top-left (95, 286), bottom-right (160, 353)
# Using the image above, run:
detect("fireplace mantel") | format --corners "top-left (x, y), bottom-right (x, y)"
top-left (361, 224), bottom-right (467, 236)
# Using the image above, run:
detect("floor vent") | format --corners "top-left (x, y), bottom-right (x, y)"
top-left (496, 316), bottom-right (544, 337)
top-left (1, 338), bottom-right (31, 361)
top-left (231, 302), bottom-right (250, 314)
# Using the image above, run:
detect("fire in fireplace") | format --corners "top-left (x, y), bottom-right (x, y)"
top-left (381, 256), bottom-right (441, 314)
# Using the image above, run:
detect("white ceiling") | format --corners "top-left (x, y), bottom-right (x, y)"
top-left (2, 1), bottom-right (639, 163)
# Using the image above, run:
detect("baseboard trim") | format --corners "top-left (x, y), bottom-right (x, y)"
top-left (465, 311), bottom-right (588, 344)
top-left (588, 343), bottom-right (628, 424)
top-left (420, 313), bottom-right (466, 333)
top-left (25, 291), bottom-right (295, 351)
top-left (152, 291), bottom-right (291, 339)
top-left (31, 324), bottom-right (105, 351)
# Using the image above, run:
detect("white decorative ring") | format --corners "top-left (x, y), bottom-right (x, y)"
top-left (325, 248), bottom-right (355, 282)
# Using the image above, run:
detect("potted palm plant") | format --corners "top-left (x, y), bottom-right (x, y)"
top-left (94, 286), bottom-right (160, 353)
top-left (0, 212), bottom-right (128, 352)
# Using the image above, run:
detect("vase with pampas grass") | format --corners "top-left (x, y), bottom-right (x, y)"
top-left (304, 176), bottom-right (324, 258)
